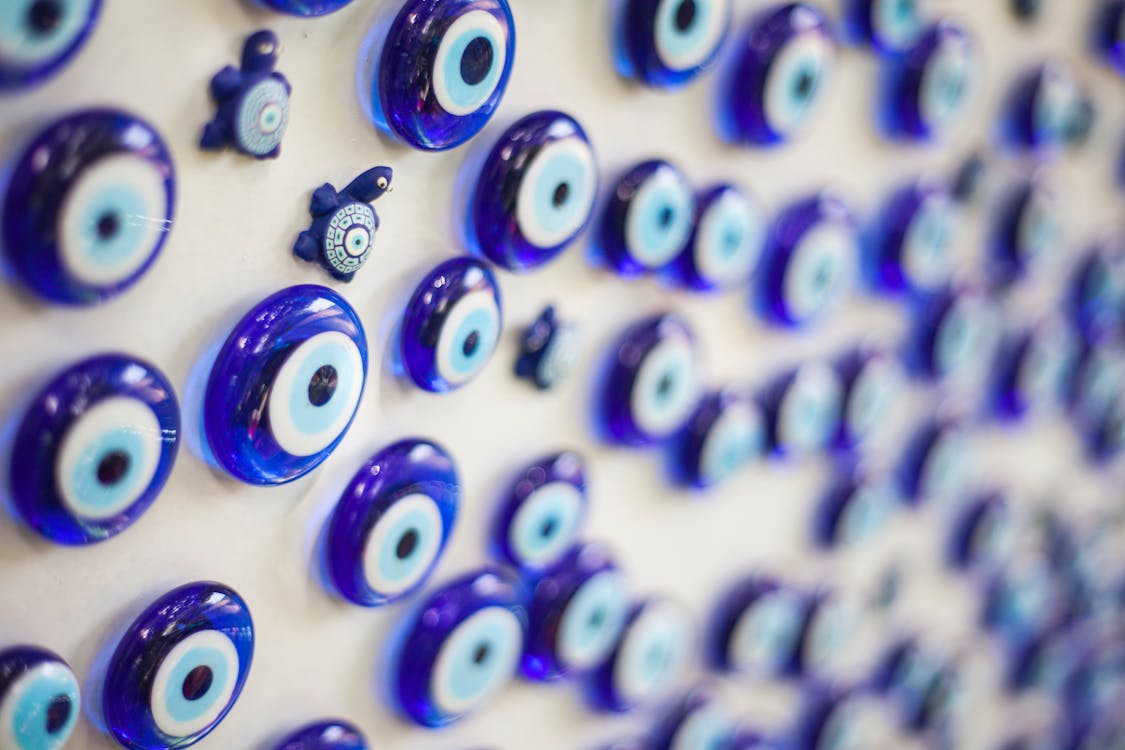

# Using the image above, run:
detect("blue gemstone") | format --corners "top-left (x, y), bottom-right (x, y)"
top-left (0, 645), bottom-right (81, 750)
top-left (272, 719), bottom-right (367, 749)
top-left (0, 0), bottom-right (102, 90)
top-left (614, 0), bottom-right (731, 89)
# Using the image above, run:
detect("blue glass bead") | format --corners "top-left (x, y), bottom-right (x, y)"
top-left (873, 640), bottom-right (960, 732)
top-left (203, 284), bottom-right (367, 486)
top-left (491, 451), bottom-right (587, 573)
top-left (253, 0), bottom-right (354, 16)
top-left (1003, 63), bottom-right (1082, 155)
top-left (731, 731), bottom-right (784, 750)
top-left (325, 439), bottom-right (459, 607)
top-left (1006, 622), bottom-right (1077, 694)
top-left (1069, 241), bottom-right (1125, 346)
top-left (792, 687), bottom-right (890, 750)
top-left (907, 285), bottom-right (1002, 391)
top-left (650, 687), bottom-right (738, 750)
top-left (1095, 1), bottom-right (1125, 76)
top-left (392, 567), bottom-right (528, 728)
top-left (469, 111), bottom-right (597, 273)
top-left (948, 492), bottom-right (1016, 571)
top-left (399, 257), bottom-right (502, 393)
top-left (835, 344), bottom-right (904, 450)
top-left (273, 720), bottom-right (367, 750)
top-left (1, 109), bottom-right (175, 306)
top-left (992, 313), bottom-right (1076, 420)
top-left (9, 353), bottom-right (179, 545)
top-left (841, 0), bottom-right (925, 54)
top-left (816, 469), bottom-right (899, 548)
top-left (200, 30), bottom-right (291, 159)
top-left (360, 0), bottom-right (515, 151)
top-left (983, 557), bottom-right (1060, 644)
top-left (881, 21), bottom-right (975, 141)
top-left (522, 543), bottom-right (629, 682)
top-left (709, 575), bottom-right (803, 677)
top-left (794, 590), bottom-right (858, 678)
top-left (667, 184), bottom-right (766, 292)
top-left (614, 0), bottom-right (731, 89)
top-left (721, 3), bottom-right (836, 146)
top-left (989, 178), bottom-right (1061, 286)
top-left (602, 739), bottom-right (654, 750)
top-left (586, 598), bottom-right (695, 713)
top-left (670, 387), bottom-right (765, 489)
top-left (898, 416), bottom-right (971, 506)
top-left (513, 306), bottom-right (582, 391)
top-left (102, 581), bottom-right (254, 750)
top-left (293, 166), bottom-right (393, 282)
top-left (951, 152), bottom-right (987, 206)
top-left (1072, 345), bottom-right (1125, 462)
top-left (868, 178), bottom-right (958, 295)
top-left (1062, 638), bottom-right (1125, 729)
top-left (756, 192), bottom-right (858, 327)
top-left (0, 0), bottom-right (101, 90)
top-left (598, 312), bottom-right (702, 447)
top-left (596, 160), bottom-right (695, 277)
top-left (762, 361), bottom-right (845, 459)
top-left (0, 645), bottom-right (80, 750)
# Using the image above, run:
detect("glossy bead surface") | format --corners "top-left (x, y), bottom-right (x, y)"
top-left (1094, 1), bottom-right (1125, 76)
top-left (102, 581), bottom-right (254, 749)
top-left (671, 387), bottom-right (765, 489)
top-left (842, 0), bottom-right (925, 54)
top-left (651, 687), bottom-right (738, 750)
top-left (668, 185), bottom-right (766, 292)
top-left (399, 257), bottom-right (502, 393)
top-left (882, 21), bottom-right (975, 141)
top-left (763, 362), bottom-right (845, 459)
top-left (204, 285), bottom-right (368, 485)
top-left (1004, 63), bottom-right (1082, 155)
top-left (992, 314), bottom-right (1076, 420)
top-left (1, 109), bottom-right (175, 306)
top-left (362, 0), bottom-right (515, 151)
top-left (0, 0), bottom-right (101, 90)
top-left (990, 178), bottom-right (1061, 286)
top-left (869, 178), bottom-right (958, 295)
top-left (0, 646), bottom-right (80, 750)
top-left (1069, 241), bottom-right (1125, 346)
top-left (325, 439), bottom-right (459, 607)
top-left (272, 720), bottom-right (367, 750)
top-left (899, 416), bottom-right (971, 505)
top-left (10, 353), bottom-right (179, 545)
top-left (816, 470), bottom-right (899, 547)
top-left (392, 567), bottom-right (528, 727)
top-left (254, 0), bottom-right (354, 16)
top-left (513, 306), bottom-right (582, 391)
top-left (615, 0), bottom-right (731, 89)
top-left (597, 160), bottom-right (694, 277)
top-left (710, 575), bottom-right (803, 677)
top-left (835, 344), bottom-right (904, 450)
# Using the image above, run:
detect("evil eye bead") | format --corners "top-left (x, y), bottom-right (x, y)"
top-left (392, 567), bottom-right (528, 727)
top-left (993, 314), bottom-right (1077, 419)
top-left (598, 160), bottom-right (694, 277)
top-left (724, 3), bottom-right (836, 145)
top-left (599, 313), bottom-right (702, 447)
top-left (883, 21), bottom-right (975, 141)
top-left (651, 688), bottom-right (738, 750)
top-left (9, 353), bottom-right (179, 545)
top-left (871, 179), bottom-right (959, 295)
top-left (102, 581), bottom-right (254, 749)
top-left (399, 257), bottom-right (502, 393)
top-left (817, 471), bottom-right (900, 547)
top-left (912, 286), bottom-right (1002, 391)
top-left (949, 493), bottom-right (1017, 570)
top-left (836, 345), bottom-right (905, 449)
top-left (522, 543), bottom-right (629, 681)
top-left (796, 592), bottom-right (858, 677)
top-left (758, 193), bottom-right (858, 327)
top-left (1070, 241), bottom-right (1125, 345)
top-left (203, 285), bottom-right (367, 486)
top-left (1, 109), bottom-right (175, 306)
top-left (900, 417), bottom-right (971, 505)
top-left (363, 0), bottom-right (515, 151)
top-left (1094, 1), bottom-right (1125, 76)
top-left (254, 0), bottom-right (354, 16)
top-left (991, 180), bottom-right (1062, 286)
top-left (325, 439), bottom-right (459, 607)
top-left (470, 111), bottom-right (597, 272)
top-left (843, 0), bottom-right (925, 54)
top-left (764, 362), bottom-right (845, 459)
top-left (0, 0), bottom-right (101, 90)
top-left (587, 598), bottom-right (695, 713)
top-left (1070, 344), bottom-right (1125, 460)
top-left (874, 641), bottom-right (950, 730)
top-left (615, 0), bottom-right (732, 89)
top-left (672, 388), bottom-right (765, 489)
top-left (0, 646), bottom-right (80, 750)
top-left (1005, 63), bottom-right (1082, 154)
top-left (796, 690), bottom-right (892, 750)
top-left (711, 576), bottom-right (804, 677)
top-left (984, 557), bottom-right (1059, 641)
top-left (273, 720), bottom-right (367, 750)
top-left (492, 451), bottom-right (587, 573)
top-left (669, 185), bottom-right (766, 292)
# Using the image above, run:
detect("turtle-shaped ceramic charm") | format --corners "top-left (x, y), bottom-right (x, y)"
top-left (200, 30), bottom-right (291, 159)
top-left (293, 166), bottom-right (394, 281)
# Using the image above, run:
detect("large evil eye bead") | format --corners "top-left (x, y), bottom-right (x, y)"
top-left (1, 109), bottom-right (175, 306)
top-left (615, 0), bottom-right (731, 89)
top-left (993, 314), bottom-right (1076, 419)
top-left (253, 0), bottom-right (354, 16)
top-left (492, 451), bottom-right (587, 573)
top-left (836, 346), bottom-right (904, 449)
top-left (1070, 242), bottom-right (1125, 345)
top-left (598, 160), bottom-right (694, 277)
top-left (599, 313), bottom-right (702, 446)
top-left (817, 471), bottom-right (900, 547)
top-left (764, 362), bottom-right (845, 459)
top-left (325, 439), bottom-right (459, 607)
top-left (871, 179), bottom-right (958, 295)
top-left (900, 417), bottom-right (971, 505)
top-left (0, 646), bottom-right (80, 750)
top-left (587, 599), bottom-right (695, 713)
top-left (912, 286), bottom-right (1002, 390)
top-left (949, 493), bottom-right (1016, 570)
top-left (883, 21), bottom-right (975, 141)
top-left (9, 353), bottom-right (179, 545)
top-left (102, 582), bottom-right (253, 749)
top-left (669, 185), bottom-right (766, 292)
top-left (1094, 1), bottom-right (1125, 76)
top-left (393, 567), bottom-right (527, 727)
top-left (842, 0), bottom-right (925, 54)
top-left (990, 180), bottom-right (1061, 285)
top-left (758, 193), bottom-right (858, 327)
top-left (522, 543), bottom-right (629, 681)
top-left (724, 3), bottom-right (836, 146)
top-left (363, 0), bottom-right (515, 151)
top-left (0, 0), bottom-right (101, 90)
top-left (651, 688), bottom-right (738, 750)
top-left (204, 285), bottom-right (367, 486)
top-left (470, 111), bottom-right (597, 272)
top-left (273, 720), bottom-right (367, 750)
top-left (710, 576), bottom-right (803, 677)
top-left (1005, 63), bottom-right (1081, 154)
top-left (672, 388), bottom-right (765, 489)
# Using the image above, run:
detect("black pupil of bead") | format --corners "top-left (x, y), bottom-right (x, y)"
top-left (674, 0), bottom-right (697, 32)
top-left (396, 528), bottom-right (419, 559)
top-left (96, 212), bottom-right (120, 241)
top-left (181, 666), bottom-right (213, 701)
top-left (472, 643), bottom-right (490, 665)
top-left (27, 0), bottom-right (62, 35)
top-left (460, 36), bottom-right (493, 86)
top-left (813, 262), bottom-right (831, 290)
top-left (308, 365), bottom-right (338, 407)
top-left (658, 206), bottom-right (674, 228)
top-left (794, 68), bottom-right (816, 100)
top-left (587, 607), bottom-right (605, 629)
top-left (552, 182), bottom-right (570, 208)
top-left (657, 372), bottom-right (675, 400)
top-left (539, 516), bottom-right (557, 539)
top-left (97, 450), bottom-right (130, 486)
top-left (462, 331), bottom-right (480, 357)
top-left (44, 694), bottom-right (71, 734)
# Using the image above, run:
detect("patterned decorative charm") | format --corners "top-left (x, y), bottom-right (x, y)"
top-left (514, 306), bottom-right (582, 391)
top-left (293, 166), bottom-right (393, 281)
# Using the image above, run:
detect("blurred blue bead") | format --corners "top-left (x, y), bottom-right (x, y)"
top-left (708, 575), bottom-right (803, 677)
top-left (614, 0), bottom-right (731, 89)
top-left (0, 645), bottom-right (80, 750)
top-left (868, 178), bottom-right (958, 295)
top-left (667, 184), bottom-right (766, 292)
top-left (881, 21), bottom-right (975, 141)
top-left (0, 0), bottom-right (101, 90)
top-left (273, 720), bottom-right (367, 750)
top-left (670, 387), bottom-right (765, 489)
top-left (514, 306), bottom-right (582, 391)
top-left (253, 0), bottom-right (353, 15)
top-left (597, 160), bottom-right (695, 277)
top-left (761, 361), bottom-right (845, 459)
top-left (650, 686), bottom-right (738, 750)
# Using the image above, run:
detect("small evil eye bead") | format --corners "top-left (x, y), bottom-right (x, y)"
top-left (513, 306), bottom-right (583, 391)
top-left (873, 640), bottom-right (943, 729)
top-left (491, 451), bottom-right (587, 573)
top-left (1069, 241), bottom-right (1125, 346)
top-left (597, 160), bottom-right (694, 277)
top-left (793, 591), bottom-right (858, 678)
top-left (586, 598), bottom-right (695, 713)
top-left (325, 439), bottom-right (459, 607)
top-left (1, 109), bottom-right (175, 306)
top-left (650, 687), bottom-right (739, 750)
top-left (0, 0), bottom-right (101, 90)
top-left (671, 388), bottom-right (765, 489)
top-left (763, 362), bottom-right (845, 459)
top-left (598, 313), bottom-right (702, 447)
top-left (668, 185), bottom-right (766, 292)
top-left (1004, 63), bottom-right (1082, 155)
top-left (951, 152), bottom-right (987, 206)
top-left (993, 314), bottom-right (1077, 420)
top-left (841, 0), bottom-right (926, 55)
top-left (882, 21), bottom-right (975, 141)
top-left (757, 192), bottom-right (858, 327)
top-left (948, 492), bottom-right (1017, 570)
top-left (723, 3), bottom-right (837, 146)
top-left (835, 345), bottom-right (905, 450)
top-left (101, 581), bottom-right (254, 749)
top-left (273, 720), bottom-right (367, 750)
top-left (522, 543), bottom-right (630, 682)
top-left (910, 285), bottom-right (1003, 391)
top-left (794, 689), bottom-right (892, 750)
top-left (399, 257), bottom-right (502, 393)
top-left (203, 285), bottom-right (367, 486)
top-left (990, 179), bottom-right (1062, 286)
top-left (253, 0), bottom-right (354, 16)
top-left (614, 0), bottom-right (732, 89)
top-left (709, 576), bottom-right (804, 677)
top-left (1094, 1), bottom-right (1125, 77)
top-left (816, 470), bottom-right (900, 548)
top-left (0, 646), bottom-right (80, 750)
top-left (983, 557), bottom-right (1059, 643)
top-left (362, 0), bottom-right (515, 151)
top-left (1069, 343), bottom-right (1125, 460)
top-left (469, 111), bottom-right (597, 273)
top-left (870, 179), bottom-right (959, 295)
top-left (392, 567), bottom-right (528, 728)
top-left (9, 353), bottom-right (180, 545)
top-left (899, 416), bottom-right (971, 506)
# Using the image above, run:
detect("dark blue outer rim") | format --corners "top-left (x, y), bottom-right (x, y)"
top-left (989, 180), bottom-right (1039, 287)
top-left (706, 574), bottom-right (792, 674)
top-left (272, 719), bottom-right (367, 750)
top-left (598, 160), bottom-right (691, 277)
top-left (254, 0), bottom-right (355, 16)
top-left (0, 0), bottom-right (103, 90)
top-left (0, 645), bottom-right (71, 701)
top-left (649, 685), bottom-right (724, 750)
top-left (619, 0), bottom-right (731, 89)
top-left (947, 491), bottom-right (1004, 569)
top-left (666, 184), bottom-right (758, 292)
top-left (869, 180), bottom-right (949, 294)
top-left (1002, 65), bottom-right (1055, 150)
top-left (669, 387), bottom-right (758, 488)
top-left (884, 21), bottom-right (971, 140)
